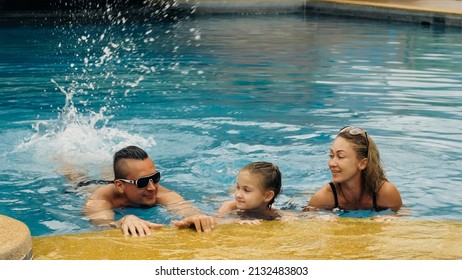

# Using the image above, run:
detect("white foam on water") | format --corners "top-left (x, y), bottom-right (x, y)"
top-left (15, 79), bottom-right (157, 172)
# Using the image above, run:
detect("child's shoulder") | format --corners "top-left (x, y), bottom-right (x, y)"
top-left (218, 200), bottom-right (238, 215)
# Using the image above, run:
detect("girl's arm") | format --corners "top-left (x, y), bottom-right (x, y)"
top-left (218, 200), bottom-right (238, 216)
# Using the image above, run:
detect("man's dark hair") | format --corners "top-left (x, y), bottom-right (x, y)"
top-left (113, 145), bottom-right (149, 179)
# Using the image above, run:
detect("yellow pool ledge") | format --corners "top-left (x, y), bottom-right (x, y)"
top-left (2, 214), bottom-right (462, 260)
top-left (0, 215), bottom-right (33, 260)
top-left (32, 218), bottom-right (462, 260)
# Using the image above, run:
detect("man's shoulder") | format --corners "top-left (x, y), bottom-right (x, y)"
top-left (157, 184), bottom-right (176, 193)
top-left (156, 185), bottom-right (184, 205)
top-left (88, 183), bottom-right (115, 199)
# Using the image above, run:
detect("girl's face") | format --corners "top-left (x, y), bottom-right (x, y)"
top-left (328, 137), bottom-right (367, 184)
top-left (234, 170), bottom-right (272, 211)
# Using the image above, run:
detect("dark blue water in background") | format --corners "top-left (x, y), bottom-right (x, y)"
top-left (1, 11), bottom-right (462, 236)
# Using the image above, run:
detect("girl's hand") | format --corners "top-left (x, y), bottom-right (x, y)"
top-left (237, 219), bottom-right (261, 225)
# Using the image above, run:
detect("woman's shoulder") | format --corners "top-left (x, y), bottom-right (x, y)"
top-left (377, 180), bottom-right (399, 195)
top-left (307, 183), bottom-right (336, 210)
top-left (314, 183), bottom-right (335, 196)
top-left (377, 180), bottom-right (402, 211)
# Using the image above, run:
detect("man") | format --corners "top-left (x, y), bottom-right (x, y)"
top-left (82, 145), bottom-right (215, 237)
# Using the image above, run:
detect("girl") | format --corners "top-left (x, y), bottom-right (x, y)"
top-left (218, 161), bottom-right (282, 224)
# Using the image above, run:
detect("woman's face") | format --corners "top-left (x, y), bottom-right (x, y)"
top-left (328, 137), bottom-right (365, 184)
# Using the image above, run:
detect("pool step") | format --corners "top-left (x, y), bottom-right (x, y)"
top-left (0, 215), bottom-right (33, 260)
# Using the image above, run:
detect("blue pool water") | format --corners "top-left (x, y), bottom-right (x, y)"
top-left (1, 12), bottom-right (462, 236)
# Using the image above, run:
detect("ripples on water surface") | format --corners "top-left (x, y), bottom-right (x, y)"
top-left (1, 12), bottom-right (462, 236)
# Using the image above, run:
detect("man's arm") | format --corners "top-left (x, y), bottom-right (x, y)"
top-left (82, 198), bottom-right (116, 225)
top-left (157, 186), bottom-right (215, 232)
top-left (83, 193), bottom-right (163, 237)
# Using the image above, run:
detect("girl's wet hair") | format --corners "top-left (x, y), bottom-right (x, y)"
top-left (241, 161), bottom-right (282, 207)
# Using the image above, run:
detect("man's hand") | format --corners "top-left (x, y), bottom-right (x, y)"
top-left (111, 214), bottom-right (163, 237)
top-left (173, 215), bottom-right (216, 233)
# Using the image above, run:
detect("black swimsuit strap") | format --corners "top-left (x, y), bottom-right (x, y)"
top-left (330, 182), bottom-right (379, 211)
top-left (372, 192), bottom-right (378, 211)
top-left (329, 182), bottom-right (339, 209)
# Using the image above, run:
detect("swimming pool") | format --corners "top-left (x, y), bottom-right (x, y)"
top-left (1, 11), bottom-right (462, 237)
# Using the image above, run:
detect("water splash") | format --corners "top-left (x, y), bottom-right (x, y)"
top-left (15, 79), bottom-right (156, 171)
top-left (13, 2), bottom-right (175, 169)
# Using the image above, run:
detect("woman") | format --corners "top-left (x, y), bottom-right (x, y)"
top-left (307, 126), bottom-right (402, 212)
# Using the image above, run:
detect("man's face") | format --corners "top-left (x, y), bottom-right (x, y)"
top-left (118, 157), bottom-right (159, 207)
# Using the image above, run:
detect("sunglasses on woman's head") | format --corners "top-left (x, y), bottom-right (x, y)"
top-left (339, 126), bottom-right (366, 136)
top-left (116, 171), bottom-right (161, 189)
top-left (338, 126), bottom-right (369, 155)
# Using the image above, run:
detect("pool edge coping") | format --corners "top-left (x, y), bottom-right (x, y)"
top-left (0, 0), bottom-right (462, 27)
top-left (0, 215), bottom-right (34, 260)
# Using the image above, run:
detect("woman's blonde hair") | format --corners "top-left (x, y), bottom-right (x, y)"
top-left (337, 128), bottom-right (387, 194)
